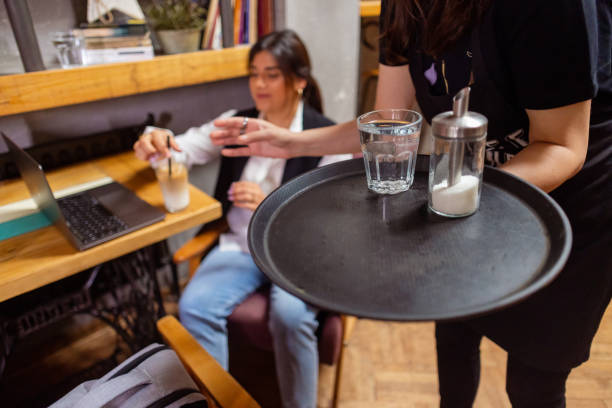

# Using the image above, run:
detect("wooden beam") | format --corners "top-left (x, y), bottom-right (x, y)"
top-left (360, 1), bottom-right (381, 17)
top-left (0, 46), bottom-right (251, 116)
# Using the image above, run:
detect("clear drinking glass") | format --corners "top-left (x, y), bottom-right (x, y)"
top-left (51, 32), bottom-right (84, 68)
top-left (153, 152), bottom-right (190, 213)
top-left (357, 109), bottom-right (422, 194)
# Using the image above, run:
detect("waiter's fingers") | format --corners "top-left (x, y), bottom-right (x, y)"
top-left (229, 190), bottom-right (254, 203)
top-left (233, 201), bottom-right (258, 211)
top-left (221, 146), bottom-right (254, 157)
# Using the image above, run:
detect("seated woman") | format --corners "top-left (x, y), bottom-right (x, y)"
top-left (133, 30), bottom-right (350, 408)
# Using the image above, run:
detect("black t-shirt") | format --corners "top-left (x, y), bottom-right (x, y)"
top-left (380, 0), bottom-right (611, 240)
top-left (378, 0), bottom-right (611, 370)
top-left (380, 0), bottom-right (610, 113)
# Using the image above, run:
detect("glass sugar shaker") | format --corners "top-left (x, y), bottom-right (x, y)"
top-left (428, 87), bottom-right (488, 217)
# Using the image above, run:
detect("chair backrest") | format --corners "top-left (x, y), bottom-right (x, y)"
top-left (157, 315), bottom-right (261, 408)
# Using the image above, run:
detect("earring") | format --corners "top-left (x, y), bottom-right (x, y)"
top-left (297, 88), bottom-right (303, 96)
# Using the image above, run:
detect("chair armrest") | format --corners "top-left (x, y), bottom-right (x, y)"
top-left (157, 315), bottom-right (261, 408)
top-left (173, 219), bottom-right (229, 265)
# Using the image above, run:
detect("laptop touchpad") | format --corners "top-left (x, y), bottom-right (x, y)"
top-left (91, 182), bottom-right (165, 227)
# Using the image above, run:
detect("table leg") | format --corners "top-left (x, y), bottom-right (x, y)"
top-left (88, 243), bottom-right (167, 352)
top-left (0, 242), bottom-right (172, 381)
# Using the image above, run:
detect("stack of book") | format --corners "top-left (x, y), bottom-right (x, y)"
top-left (73, 23), bottom-right (154, 65)
top-left (202, 0), bottom-right (274, 50)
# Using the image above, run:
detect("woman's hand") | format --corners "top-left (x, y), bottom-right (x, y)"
top-left (134, 129), bottom-right (182, 161)
top-left (211, 117), bottom-right (298, 158)
top-left (228, 181), bottom-right (266, 211)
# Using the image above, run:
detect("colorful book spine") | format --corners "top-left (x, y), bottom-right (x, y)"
top-left (74, 24), bottom-right (148, 38)
top-left (257, 0), bottom-right (273, 37)
top-left (211, 13), bottom-right (223, 49)
top-left (83, 46), bottom-right (154, 65)
top-left (234, 0), bottom-right (242, 45)
top-left (248, 0), bottom-right (257, 44)
top-left (83, 35), bottom-right (152, 49)
top-left (202, 0), bottom-right (220, 49)
top-left (219, 0), bottom-right (234, 47)
top-left (240, 0), bottom-right (248, 44)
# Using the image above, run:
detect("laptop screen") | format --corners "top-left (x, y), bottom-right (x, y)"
top-left (2, 132), bottom-right (67, 227)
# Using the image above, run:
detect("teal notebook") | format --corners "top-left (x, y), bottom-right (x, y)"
top-left (0, 212), bottom-right (52, 241)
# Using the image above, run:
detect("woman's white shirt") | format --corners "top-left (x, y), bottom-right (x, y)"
top-left (145, 101), bottom-right (351, 254)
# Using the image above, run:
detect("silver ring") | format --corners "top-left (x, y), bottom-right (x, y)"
top-left (240, 117), bottom-right (249, 135)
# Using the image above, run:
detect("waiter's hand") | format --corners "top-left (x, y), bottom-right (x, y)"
top-left (134, 129), bottom-right (182, 161)
top-left (211, 116), bottom-right (296, 158)
top-left (228, 181), bottom-right (266, 211)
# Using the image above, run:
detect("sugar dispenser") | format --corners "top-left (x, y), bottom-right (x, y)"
top-left (428, 87), bottom-right (488, 217)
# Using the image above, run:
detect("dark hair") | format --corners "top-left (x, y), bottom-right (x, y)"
top-left (381, 0), bottom-right (492, 62)
top-left (248, 29), bottom-right (324, 114)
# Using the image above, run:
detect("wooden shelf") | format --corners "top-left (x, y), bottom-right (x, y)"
top-left (360, 1), bottom-right (381, 17)
top-left (0, 3), bottom-right (380, 117)
top-left (0, 46), bottom-right (251, 117)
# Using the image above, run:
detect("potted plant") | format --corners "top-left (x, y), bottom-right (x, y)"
top-left (144, 0), bottom-right (206, 54)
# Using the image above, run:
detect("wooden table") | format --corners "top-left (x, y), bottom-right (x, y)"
top-left (0, 151), bottom-right (222, 302)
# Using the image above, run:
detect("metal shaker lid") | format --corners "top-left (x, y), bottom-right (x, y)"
top-left (431, 87), bottom-right (488, 139)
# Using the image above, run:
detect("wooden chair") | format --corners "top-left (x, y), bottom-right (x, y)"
top-left (172, 219), bottom-right (357, 407)
top-left (157, 315), bottom-right (260, 408)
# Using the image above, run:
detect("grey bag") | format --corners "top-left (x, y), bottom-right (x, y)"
top-left (49, 343), bottom-right (208, 408)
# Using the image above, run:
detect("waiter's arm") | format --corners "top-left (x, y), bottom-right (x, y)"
top-left (500, 100), bottom-right (590, 193)
top-left (375, 63), bottom-right (418, 110)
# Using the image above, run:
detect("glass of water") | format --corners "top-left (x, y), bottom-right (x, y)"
top-left (357, 109), bottom-right (422, 194)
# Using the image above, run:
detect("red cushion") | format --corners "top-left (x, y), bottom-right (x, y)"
top-left (317, 313), bottom-right (342, 365)
top-left (227, 288), bottom-right (343, 365)
top-left (227, 289), bottom-right (274, 351)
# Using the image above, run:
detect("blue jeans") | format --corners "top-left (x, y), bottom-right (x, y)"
top-left (178, 247), bottom-right (319, 408)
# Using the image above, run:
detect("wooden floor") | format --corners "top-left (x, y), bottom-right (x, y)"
top-left (2, 301), bottom-right (610, 407)
top-left (323, 303), bottom-right (612, 407)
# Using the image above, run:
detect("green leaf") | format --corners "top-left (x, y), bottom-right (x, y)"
top-left (144, 0), bottom-right (206, 30)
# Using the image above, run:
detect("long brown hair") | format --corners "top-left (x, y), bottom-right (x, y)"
top-left (249, 30), bottom-right (324, 114)
top-left (381, 0), bottom-right (492, 63)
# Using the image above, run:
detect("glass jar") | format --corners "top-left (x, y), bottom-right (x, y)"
top-left (428, 88), bottom-right (488, 217)
top-left (51, 31), bottom-right (85, 69)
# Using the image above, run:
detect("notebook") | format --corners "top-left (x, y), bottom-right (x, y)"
top-left (2, 132), bottom-right (165, 251)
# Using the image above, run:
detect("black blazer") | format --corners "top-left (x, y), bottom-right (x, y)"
top-left (213, 104), bottom-right (335, 215)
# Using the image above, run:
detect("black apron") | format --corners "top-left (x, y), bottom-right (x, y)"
top-left (408, 11), bottom-right (612, 371)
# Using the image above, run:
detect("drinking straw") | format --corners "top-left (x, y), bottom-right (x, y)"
top-left (167, 135), bottom-right (172, 177)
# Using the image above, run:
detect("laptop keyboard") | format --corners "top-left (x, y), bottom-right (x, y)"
top-left (58, 194), bottom-right (128, 245)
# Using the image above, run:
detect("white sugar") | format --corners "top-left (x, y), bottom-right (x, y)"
top-left (432, 175), bottom-right (480, 215)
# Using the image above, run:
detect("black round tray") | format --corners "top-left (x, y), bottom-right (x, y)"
top-left (248, 157), bottom-right (571, 321)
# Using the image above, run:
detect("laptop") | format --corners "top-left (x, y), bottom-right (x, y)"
top-left (2, 132), bottom-right (165, 251)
